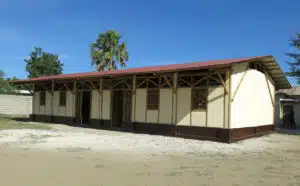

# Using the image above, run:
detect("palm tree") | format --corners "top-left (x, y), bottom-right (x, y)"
top-left (90, 30), bottom-right (129, 71)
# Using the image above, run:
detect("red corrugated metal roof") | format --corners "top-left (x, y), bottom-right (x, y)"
top-left (12, 56), bottom-right (266, 84)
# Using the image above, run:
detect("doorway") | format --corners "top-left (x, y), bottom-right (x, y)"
top-left (283, 105), bottom-right (295, 129)
top-left (111, 90), bottom-right (132, 128)
top-left (75, 91), bottom-right (91, 125)
top-left (81, 91), bottom-right (91, 124)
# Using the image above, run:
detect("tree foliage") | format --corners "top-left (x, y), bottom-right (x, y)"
top-left (286, 33), bottom-right (300, 84)
top-left (0, 70), bottom-right (16, 93)
top-left (90, 30), bottom-right (129, 71)
top-left (25, 47), bottom-right (63, 78)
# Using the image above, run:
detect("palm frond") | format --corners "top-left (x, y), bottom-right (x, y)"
top-left (90, 30), bottom-right (129, 71)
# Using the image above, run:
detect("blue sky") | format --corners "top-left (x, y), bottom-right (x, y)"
top-left (0, 0), bottom-right (299, 85)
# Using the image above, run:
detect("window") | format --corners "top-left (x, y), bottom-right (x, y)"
top-left (192, 88), bottom-right (207, 110)
top-left (147, 89), bottom-right (159, 110)
top-left (40, 92), bottom-right (46, 106)
top-left (59, 91), bottom-right (67, 106)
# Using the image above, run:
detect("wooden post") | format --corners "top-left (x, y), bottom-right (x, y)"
top-left (231, 67), bottom-right (248, 102)
top-left (228, 69), bottom-right (232, 129)
top-left (51, 80), bottom-right (54, 121)
top-left (132, 76), bottom-right (136, 123)
top-left (173, 72), bottom-right (178, 131)
top-left (205, 78), bottom-right (209, 127)
top-left (99, 79), bottom-right (103, 120)
top-left (32, 83), bottom-right (35, 116)
top-left (264, 72), bottom-right (275, 107)
top-left (73, 80), bottom-right (76, 119)
top-left (217, 72), bottom-right (229, 95)
top-left (223, 71), bottom-right (231, 128)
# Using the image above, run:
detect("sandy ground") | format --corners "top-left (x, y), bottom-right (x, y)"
top-left (1, 123), bottom-right (300, 186)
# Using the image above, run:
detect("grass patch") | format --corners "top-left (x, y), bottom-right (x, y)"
top-left (0, 116), bottom-right (52, 130)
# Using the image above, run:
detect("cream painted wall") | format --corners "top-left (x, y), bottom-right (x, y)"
top-left (191, 111), bottom-right (206, 127)
top-left (159, 88), bottom-right (173, 124)
top-left (134, 89), bottom-right (146, 122)
top-left (230, 62), bottom-right (275, 128)
top-left (91, 90), bottom-right (100, 119)
top-left (102, 90), bottom-right (111, 120)
top-left (45, 92), bottom-right (51, 115)
top-left (207, 86), bottom-right (224, 128)
top-left (34, 91), bottom-right (49, 115)
top-left (33, 90), bottom-right (75, 117)
top-left (52, 91), bottom-right (59, 116)
top-left (176, 88), bottom-right (191, 126)
top-left (34, 92), bottom-right (39, 114)
top-left (147, 110), bottom-right (159, 123)
top-left (66, 91), bottom-right (74, 117)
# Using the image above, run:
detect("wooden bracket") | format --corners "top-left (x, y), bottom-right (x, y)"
top-left (137, 79), bottom-right (147, 88)
top-left (98, 79), bottom-right (103, 95)
top-left (160, 76), bottom-right (172, 88)
top-left (178, 77), bottom-right (191, 86)
top-left (193, 76), bottom-right (207, 86)
top-left (112, 79), bottom-right (126, 89)
top-left (51, 80), bottom-right (54, 95)
top-left (63, 83), bottom-right (72, 93)
top-left (72, 81), bottom-right (76, 95)
top-left (264, 72), bottom-right (275, 107)
top-left (217, 73), bottom-right (229, 94)
top-left (147, 79), bottom-right (159, 88)
top-left (231, 69), bottom-right (248, 102)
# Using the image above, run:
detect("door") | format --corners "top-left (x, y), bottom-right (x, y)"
top-left (122, 90), bottom-right (132, 124)
top-left (75, 91), bottom-right (82, 125)
top-left (283, 105), bottom-right (293, 128)
top-left (81, 91), bottom-right (91, 124)
top-left (112, 90), bottom-right (123, 127)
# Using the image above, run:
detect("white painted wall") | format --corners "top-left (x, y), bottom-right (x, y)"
top-left (230, 62), bottom-right (275, 128)
top-left (159, 88), bottom-right (173, 124)
top-left (134, 89), bottom-right (147, 122)
top-left (102, 90), bottom-right (111, 120)
top-left (0, 94), bottom-right (32, 116)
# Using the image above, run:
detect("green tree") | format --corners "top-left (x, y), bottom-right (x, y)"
top-left (286, 33), bottom-right (300, 84)
top-left (0, 70), bottom-right (15, 93)
top-left (25, 47), bottom-right (63, 78)
top-left (90, 30), bottom-right (129, 71)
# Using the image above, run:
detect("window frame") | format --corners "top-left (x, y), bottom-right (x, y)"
top-left (59, 91), bottom-right (67, 107)
top-left (147, 89), bottom-right (159, 110)
top-left (39, 92), bottom-right (46, 106)
top-left (191, 88), bottom-right (208, 111)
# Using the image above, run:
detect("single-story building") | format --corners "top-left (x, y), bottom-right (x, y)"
top-left (275, 86), bottom-right (300, 129)
top-left (12, 55), bottom-right (291, 143)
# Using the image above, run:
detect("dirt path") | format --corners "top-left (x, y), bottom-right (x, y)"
top-left (0, 125), bottom-right (300, 186)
